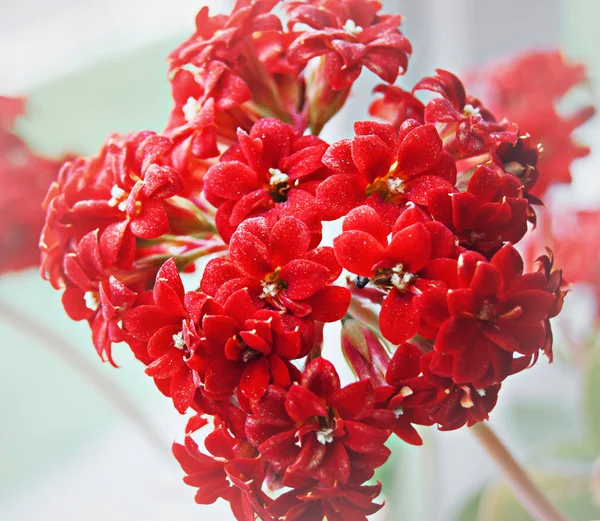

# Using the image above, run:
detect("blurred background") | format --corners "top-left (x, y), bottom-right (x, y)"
top-left (1, 1), bottom-right (599, 520)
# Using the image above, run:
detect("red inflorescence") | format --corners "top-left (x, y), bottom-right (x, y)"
top-left (468, 50), bottom-right (595, 197)
top-left (37, 1), bottom-right (576, 520)
top-left (0, 97), bottom-right (66, 274)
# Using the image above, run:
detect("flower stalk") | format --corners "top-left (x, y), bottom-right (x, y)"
top-left (472, 422), bottom-right (570, 521)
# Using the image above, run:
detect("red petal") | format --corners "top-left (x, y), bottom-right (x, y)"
top-left (301, 357), bottom-right (340, 398)
top-left (269, 217), bottom-right (311, 267)
top-left (303, 286), bottom-right (351, 322)
top-left (230, 230), bottom-right (272, 279)
top-left (329, 380), bottom-right (375, 421)
top-left (342, 205), bottom-right (388, 246)
top-left (333, 230), bottom-right (386, 277)
top-left (387, 222), bottom-right (432, 272)
top-left (316, 174), bottom-right (366, 220)
top-left (398, 124), bottom-right (443, 176)
top-left (240, 357), bottom-right (271, 402)
top-left (280, 259), bottom-right (330, 300)
top-left (285, 384), bottom-right (327, 423)
top-left (379, 290), bottom-right (419, 344)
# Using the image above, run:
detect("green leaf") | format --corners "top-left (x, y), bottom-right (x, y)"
top-left (585, 346), bottom-right (600, 451)
top-left (453, 488), bottom-right (484, 521)
top-left (507, 401), bottom-right (578, 454)
top-left (477, 473), bottom-right (600, 521)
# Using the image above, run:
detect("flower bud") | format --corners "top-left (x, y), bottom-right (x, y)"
top-left (341, 319), bottom-right (390, 385)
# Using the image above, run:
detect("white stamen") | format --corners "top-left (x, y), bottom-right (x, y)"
top-left (108, 185), bottom-right (128, 211)
top-left (84, 291), bottom-right (99, 312)
top-left (393, 406), bottom-right (404, 418)
top-left (343, 19), bottom-right (363, 35)
top-left (173, 331), bottom-right (186, 350)
top-left (182, 97), bottom-right (201, 123)
top-left (463, 104), bottom-right (481, 117)
top-left (390, 264), bottom-right (416, 292)
top-left (269, 168), bottom-right (289, 186)
top-left (316, 428), bottom-right (335, 445)
top-left (387, 177), bottom-right (406, 195)
top-left (477, 389), bottom-right (487, 397)
top-left (400, 386), bottom-right (413, 397)
top-left (260, 281), bottom-right (279, 299)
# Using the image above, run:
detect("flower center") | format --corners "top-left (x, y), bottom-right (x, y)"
top-left (242, 347), bottom-right (262, 363)
top-left (387, 176), bottom-right (406, 196)
top-left (259, 269), bottom-right (288, 308)
top-left (372, 264), bottom-right (417, 294)
top-left (316, 427), bottom-right (335, 445)
top-left (267, 168), bottom-right (292, 203)
top-left (172, 331), bottom-right (186, 350)
top-left (84, 291), bottom-right (99, 312)
top-left (343, 19), bottom-right (363, 35)
top-left (476, 300), bottom-right (497, 321)
top-left (182, 96), bottom-right (201, 124)
top-left (108, 185), bottom-right (128, 212)
top-left (462, 104), bottom-right (481, 117)
top-left (365, 165), bottom-right (407, 204)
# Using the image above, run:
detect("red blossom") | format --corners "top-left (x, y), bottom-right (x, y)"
top-left (204, 118), bottom-right (329, 243)
top-left (382, 347), bottom-right (500, 441)
top-left (286, 0), bottom-right (412, 90)
top-left (429, 244), bottom-right (566, 388)
top-left (317, 120), bottom-right (456, 228)
top-left (122, 259), bottom-right (217, 412)
top-left (193, 289), bottom-right (313, 403)
top-left (470, 50), bottom-right (595, 196)
top-left (173, 424), bottom-right (272, 521)
top-left (268, 482), bottom-right (384, 521)
top-left (0, 97), bottom-right (66, 273)
top-left (334, 204), bottom-right (459, 344)
top-left (245, 358), bottom-right (394, 487)
top-left (413, 69), bottom-right (519, 158)
top-left (427, 164), bottom-right (533, 254)
top-left (201, 215), bottom-right (350, 322)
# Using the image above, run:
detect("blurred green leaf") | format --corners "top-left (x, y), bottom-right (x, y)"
top-left (453, 488), bottom-right (484, 521)
top-left (477, 473), bottom-right (599, 521)
top-left (507, 401), bottom-right (578, 453)
top-left (585, 346), bottom-right (600, 452)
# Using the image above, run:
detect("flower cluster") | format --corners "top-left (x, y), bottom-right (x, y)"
top-left (468, 50), bottom-right (595, 197)
top-left (0, 97), bottom-right (66, 274)
top-left (39, 2), bottom-right (572, 520)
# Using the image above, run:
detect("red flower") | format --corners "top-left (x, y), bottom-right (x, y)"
top-left (427, 164), bottom-right (533, 253)
top-left (123, 259), bottom-right (216, 412)
top-left (196, 288), bottom-right (313, 403)
top-left (382, 346), bottom-right (500, 441)
top-left (429, 244), bottom-right (565, 388)
top-left (41, 131), bottom-right (187, 288)
top-left (204, 118), bottom-right (330, 243)
top-left (317, 120), bottom-right (456, 228)
top-left (269, 482), bottom-right (384, 521)
top-left (169, 1), bottom-right (282, 71)
top-left (173, 424), bottom-right (272, 521)
top-left (287, 0), bottom-right (412, 90)
top-left (369, 84), bottom-right (425, 128)
top-left (245, 357), bottom-right (394, 487)
top-left (201, 215), bottom-right (350, 322)
top-left (413, 69), bottom-right (519, 158)
top-left (0, 97), bottom-right (65, 273)
top-left (333, 205), bottom-right (458, 344)
top-left (470, 50), bottom-right (595, 196)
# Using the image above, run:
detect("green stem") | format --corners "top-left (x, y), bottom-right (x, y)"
top-left (471, 423), bottom-right (570, 521)
top-left (0, 300), bottom-right (167, 455)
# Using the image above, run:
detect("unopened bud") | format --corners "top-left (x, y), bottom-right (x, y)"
top-left (341, 319), bottom-right (390, 386)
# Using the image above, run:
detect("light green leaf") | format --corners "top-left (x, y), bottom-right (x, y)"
top-left (477, 473), bottom-right (600, 521)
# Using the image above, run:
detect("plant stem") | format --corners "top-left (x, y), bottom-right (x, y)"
top-left (0, 299), bottom-right (167, 455)
top-left (471, 422), bottom-right (570, 521)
